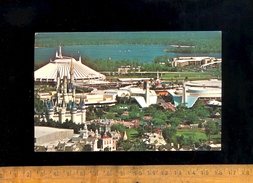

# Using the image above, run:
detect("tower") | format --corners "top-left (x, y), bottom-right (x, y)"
top-left (69, 58), bottom-right (75, 92)
top-left (182, 81), bottom-right (187, 105)
top-left (63, 75), bottom-right (68, 102)
top-left (82, 123), bottom-right (88, 139)
top-left (56, 68), bottom-right (61, 107)
top-left (145, 81), bottom-right (150, 107)
top-left (94, 129), bottom-right (99, 151)
top-left (59, 46), bottom-right (63, 58)
top-left (79, 97), bottom-right (86, 123)
top-left (45, 99), bottom-right (54, 120)
top-left (72, 86), bottom-right (76, 103)
top-left (71, 101), bottom-right (77, 123)
top-left (59, 107), bottom-right (66, 123)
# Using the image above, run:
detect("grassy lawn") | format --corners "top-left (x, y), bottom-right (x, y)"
top-left (105, 70), bottom-right (221, 83)
top-left (126, 129), bottom-right (138, 140)
top-left (177, 129), bottom-right (221, 143)
top-left (161, 72), bottom-right (218, 81)
top-left (177, 129), bottom-right (208, 141)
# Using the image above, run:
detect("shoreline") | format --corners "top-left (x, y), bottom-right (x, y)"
top-left (170, 44), bottom-right (195, 47)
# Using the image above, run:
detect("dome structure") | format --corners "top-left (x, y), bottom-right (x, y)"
top-left (167, 79), bottom-right (222, 108)
top-left (34, 46), bottom-right (106, 82)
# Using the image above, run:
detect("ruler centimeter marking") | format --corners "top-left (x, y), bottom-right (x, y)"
top-left (0, 165), bottom-right (253, 183)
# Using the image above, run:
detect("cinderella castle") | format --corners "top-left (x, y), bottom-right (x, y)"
top-left (35, 46), bottom-right (106, 124)
top-left (42, 60), bottom-right (87, 124)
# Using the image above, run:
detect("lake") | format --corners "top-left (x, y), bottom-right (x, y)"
top-left (35, 45), bottom-right (221, 63)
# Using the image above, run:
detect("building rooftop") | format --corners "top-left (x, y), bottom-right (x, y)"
top-left (34, 46), bottom-right (105, 82)
top-left (35, 126), bottom-right (73, 138)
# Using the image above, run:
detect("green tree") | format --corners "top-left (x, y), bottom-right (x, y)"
top-left (198, 122), bottom-right (203, 128)
top-left (116, 139), bottom-right (132, 151)
top-left (185, 136), bottom-right (194, 146)
top-left (131, 139), bottom-right (147, 151)
top-left (130, 104), bottom-right (139, 111)
top-left (176, 135), bottom-right (186, 146)
top-left (193, 101), bottom-right (209, 119)
top-left (162, 126), bottom-right (177, 143)
top-left (95, 108), bottom-right (104, 118)
top-left (152, 118), bottom-right (166, 127)
top-left (111, 123), bottom-right (126, 133)
top-left (90, 123), bottom-right (97, 132)
top-left (121, 140), bottom-right (133, 151)
top-left (204, 121), bottom-right (218, 141)
top-left (143, 105), bottom-right (157, 116)
top-left (169, 117), bottom-right (181, 126)
top-left (34, 96), bottom-right (45, 114)
top-left (153, 110), bottom-right (167, 121)
top-left (129, 111), bottom-right (141, 119)
top-left (104, 112), bottom-right (115, 119)
top-left (185, 111), bottom-right (199, 124)
top-left (137, 126), bottom-right (146, 136)
top-left (164, 110), bottom-right (173, 119)
top-left (171, 104), bottom-right (188, 120)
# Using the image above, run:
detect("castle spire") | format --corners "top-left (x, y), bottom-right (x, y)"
top-left (70, 57), bottom-right (75, 84)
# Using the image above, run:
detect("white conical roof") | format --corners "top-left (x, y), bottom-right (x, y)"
top-left (34, 48), bottom-right (105, 82)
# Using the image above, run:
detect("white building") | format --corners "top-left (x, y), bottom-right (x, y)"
top-left (35, 46), bottom-right (105, 83)
top-left (168, 79), bottom-right (222, 108)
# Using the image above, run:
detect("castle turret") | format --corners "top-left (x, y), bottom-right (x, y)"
top-left (45, 99), bottom-right (54, 120)
top-left (70, 58), bottom-right (75, 84)
top-left (72, 86), bottom-right (76, 102)
top-left (59, 107), bottom-right (66, 123)
top-left (92, 129), bottom-right (99, 151)
top-left (56, 68), bottom-right (61, 90)
top-left (55, 68), bottom-right (61, 107)
top-left (71, 101), bottom-right (77, 123)
top-left (82, 123), bottom-right (88, 139)
top-left (63, 75), bottom-right (68, 102)
top-left (79, 97), bottom-right (86, 123)
top-left (59, 93), bottom-right (67, 123)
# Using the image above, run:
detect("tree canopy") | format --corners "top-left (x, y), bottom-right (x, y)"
top-left (110, 123), bottom-right (126, 133)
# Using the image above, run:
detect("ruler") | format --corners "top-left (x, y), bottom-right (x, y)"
top-left (0, 165), bottom-right (252, 183)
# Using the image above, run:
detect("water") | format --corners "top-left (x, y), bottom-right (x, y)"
top-left (35, 45), bottom-right (221, 63)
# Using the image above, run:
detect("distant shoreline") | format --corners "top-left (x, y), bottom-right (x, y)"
top-left (169, 44), bottom-right (195, 48)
